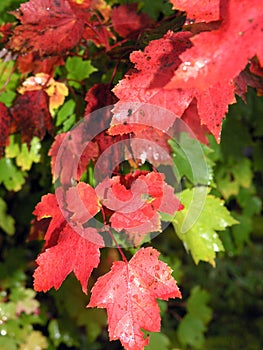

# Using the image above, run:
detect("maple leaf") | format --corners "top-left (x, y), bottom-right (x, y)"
top-left (112, 4), bottom-right (153, 38)
top-left (0, 102), bottom-right (11, 157)
top-left (170, 0), bottom-right (220, 23)
top-left (17, 52), bottom-right (65, 75)
top-left (33, 186), bottom-right (103, 293)
top-left (33, 191), bottom-right (66, 248)
top-left (88, 247), bottom-right (181, 350)
top-left (8, 0), bottom-right (86, 56)
top-left (173, 187), bottom-right (238, 266)
top-left (34, 223), bottom-right (104, 293)
top-left (10, 90), bottom-right (53, 144)
top-left (110, 31), bottom-right (234, 142)
top-left (166, 0), bottom-right (263, 92)
top-left (66, 182), bottom-right (101, 226)
top-left (96, 171), bottom-right (182, 245)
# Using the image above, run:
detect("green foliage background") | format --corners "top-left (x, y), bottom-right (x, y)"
top-left (0, 0), bottom-right (263, 349)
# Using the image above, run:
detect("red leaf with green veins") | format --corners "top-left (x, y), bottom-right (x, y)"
top-left (10, 90), bottom-right (53, 144)
top-left (0, 102), bottom-right (11, 157)
top-left (34, 223), bottom-right (104, 294)
top-left (170, 0), bottom-right (220, 22)
top-left (88, 247), bottom-right (181, 350)
top-left (166, 0), bottom-right (263, 91)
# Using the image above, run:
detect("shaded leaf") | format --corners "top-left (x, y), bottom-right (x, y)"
top-left (112, 4), bottom-right (153, 38)
top-left (10, 90), bottom-right (53, 144)
top-left (0, 157), bottom-right (25, 191)
top-left (0, 197), bottom-right (15, 235)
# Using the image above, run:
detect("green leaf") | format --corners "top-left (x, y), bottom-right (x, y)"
top-left (5, 136), bottom-right (41, 171)
top-left (66, 57), bottom-right (97, 88)
top-left (48, 319), bottom-right (79, 348)
top-left (216, 158), bottom-right (252, 199)
top-left (19, 331), bottom-right (48, 350)
top-left (0, 197), bottom-right (15, 235)
top-left (187, 286), bottom-right (212, 325)
top-left (145, 331), bottom-right (171, 350)
top-left (0, 158), bottom-right (25, 191)
top-left (0, 337), bottom-right (17, 350)
top-left (169, 133), bottom-right (214, 186)
top-left (56, 99), bottom-right (76, 126)
top-left (0, 59), bottom-right (20, 97)
top-left (178, 286), bottom-right (212, 349)
top-left (173, 187), bottom-right (238, 265)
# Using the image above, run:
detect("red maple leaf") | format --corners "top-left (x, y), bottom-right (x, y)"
top-left (49, 131), bottom-right (99, 184)
top-left (96, 171), bottom-right (182, 245)
top-left (34, 223), bottom-right (104, 293)
top-left (170, 0), bottom-right (220, 23)
top-left (10, 90), bottom-right (53, 144)
top-left (109, 29), bottom-right (236, 141)
top-left (33, 185), bottom-right (103, 293)
top-left (0, 102), bottom-right (11, 157)
top-left (8, 0), bottom-right (86, 56)
top-left (166, 0), bottom-right (263, 92)
top-left (88, 247), bottom-right (181, 350)
top-left (33, 191), bottom-right (66, 249)
top-left (112, 4), bottom-right (153, 38)
top-left (66, 182), bottom-right (102, 225)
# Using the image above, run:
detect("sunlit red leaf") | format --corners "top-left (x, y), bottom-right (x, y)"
top-left (96, 171), bottom-right (182, 244)
top-left (66, 182), bottom-right (101, 224)
top-left (34, 223), bottom-right (104, 293)
top-left (10, 90), bottom-right (53, 144)
top-left (33, 191), bottom-right (66, 249)
top-left (110, 30), bottom-right (235, 141)
top-left (170, 0), bottom-right (220, 22)
top-left (166, 0), bottom-right (263, 91)
top-left (88, 247), bottom-right (181, 350)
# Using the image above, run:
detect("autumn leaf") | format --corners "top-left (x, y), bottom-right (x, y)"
top-left (33, 191), bottom-right (66, 248)
top-left (34, 223), bottom-right (103, 294)
top-left (66, 182), bottom-right (101, 225)
top-left (170, 0), bottom-right (220, 22)
top-left (18, 73), bottom-right (68, 115)
top-left (110, 31), bottom-right (234, 142)
top-left (33, 187), bottom-right (103, 293)
top-left (112, 4), bottom-right (153, 38)
top-left (10, 90), bottom-right (53, 144)
top-left (88, 247), bottom-right (181, 350)
top-left (8, 0), bottom-right (86, 56)
top-left (0, 102), bottom-right (11, 156)
top-left (96, 171), bottom-right (182, 245)
top-left (166, 0), bottom-right (263, 92)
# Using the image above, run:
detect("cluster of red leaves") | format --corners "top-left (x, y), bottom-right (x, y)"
top-left (2, 0), bottom-right (263, 349)
top-left (110, 0), bottom-right (263, 142)
top-left (33, 173), bottom-right (182, 348)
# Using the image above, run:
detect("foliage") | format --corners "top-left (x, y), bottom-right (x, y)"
top-left (0, 0), bottom-right (263, 349)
